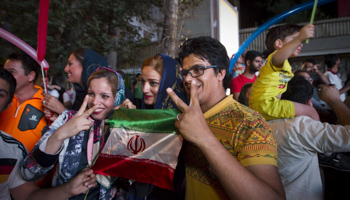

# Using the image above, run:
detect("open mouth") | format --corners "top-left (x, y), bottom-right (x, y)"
top-left (93, 108), bottom-right (104, 114)
top-left (144, 95), bottom-right (152, 99)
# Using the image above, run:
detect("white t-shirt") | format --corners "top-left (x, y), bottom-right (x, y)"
top-left (48, 89), bottom-right (60, 99)
top-left (0, 131), bottom-right (27, 200)
top-left (63, 88), bottom-right (76, 104)
top-left (324, 71), bottom-right (346, 101)
top-left (269, 116), bottom-right (350, 200)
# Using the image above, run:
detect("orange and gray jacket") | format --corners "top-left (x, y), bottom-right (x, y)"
top-left (0, 85), bottom-right (48, 151)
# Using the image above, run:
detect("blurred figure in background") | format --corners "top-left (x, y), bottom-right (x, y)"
top-left (117, 70), bottom-right (135, 105)
top-left (230, 50), bottom-right (263, 100)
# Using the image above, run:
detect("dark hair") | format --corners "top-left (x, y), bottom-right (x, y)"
top-left (8, 51), bottom-right (41, 83)
top-left (325, 54), bottom-right (339, 68)
top-left (71, 48), bottom-right (86, 66)
top-left (265, 24), bottom-right (302, 54)
top-left (281, 75), bottom-right (313, 104)
top-left (304, 58), bottom-right (317, 65)
top-left (238, 83), bottom-right (253, 106)
top-left (294, 69), bottom-right (310, 75)
top-left (87, 68), bottom-right (119, 97)
top-left (244, 50), bottom-right (262, 66)
top-left (179, 36), bottom-right (230, 89)
top-left (0, 68), bottom-right (16, 106)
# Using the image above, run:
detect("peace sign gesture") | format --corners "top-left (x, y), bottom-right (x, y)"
top-left (166, 80), bottom-right (214, 147)
top-left (62, 95), bottom-right (99, 138)
top-left (45, 95), bottom-right (99, 154)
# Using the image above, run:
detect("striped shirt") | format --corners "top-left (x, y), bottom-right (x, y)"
top-left (0, 131), bottom-right (27, 200)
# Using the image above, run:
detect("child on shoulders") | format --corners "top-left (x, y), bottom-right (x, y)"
top-left (249, 24), bottom-right (319, 121)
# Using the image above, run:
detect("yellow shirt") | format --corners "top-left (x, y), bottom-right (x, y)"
top-left (250, 51), bottom-right (294, 102)
top-left (249, 52), bottom-right (295, 120)
top-left (185, 95), bottom-right (278, 200)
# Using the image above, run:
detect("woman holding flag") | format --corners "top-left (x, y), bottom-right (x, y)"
top-left (121, 54), bottom-right (187, 199)
top-left (21, 68), bottom-right (127, 199)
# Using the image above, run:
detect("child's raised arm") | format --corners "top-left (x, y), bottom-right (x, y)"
top-left (272, 24), bottom-right (315, 67)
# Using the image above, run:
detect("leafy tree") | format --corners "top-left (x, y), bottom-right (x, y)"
top-left (0, 0), bottom-right (163, 74)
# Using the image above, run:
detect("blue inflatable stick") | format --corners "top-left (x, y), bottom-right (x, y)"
top-left (229, 0), bottom-right (335, 75)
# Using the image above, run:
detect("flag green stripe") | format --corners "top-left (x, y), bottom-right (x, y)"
top-left (108, 108), bottom-right (180, 133)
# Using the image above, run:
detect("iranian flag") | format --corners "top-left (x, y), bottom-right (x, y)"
top-left (92, 108), bottom-right (183, 191)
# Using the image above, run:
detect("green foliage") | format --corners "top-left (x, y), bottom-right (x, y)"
top-left (0, 0), bottom-right (163, 73)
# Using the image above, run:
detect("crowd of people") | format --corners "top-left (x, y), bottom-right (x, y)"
top-left (1, 23), bottom-right (350, 200)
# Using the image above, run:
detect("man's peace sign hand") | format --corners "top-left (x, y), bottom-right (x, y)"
top-left (166, 80), bottom-right (213, 146)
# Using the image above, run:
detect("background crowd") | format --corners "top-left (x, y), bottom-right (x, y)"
top-left (1, 23), bottom-right (350, 200)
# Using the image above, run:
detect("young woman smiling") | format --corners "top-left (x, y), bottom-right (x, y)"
top-left (22, 68), bottom-right (126, 199)
top-left (122, 54), bottom-right (187, 110)
top-left (42, 48), bottom-right (113, 122)
top-left (121, 54), bottom-right (187, 199)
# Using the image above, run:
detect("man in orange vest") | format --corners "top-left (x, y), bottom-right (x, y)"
top-left (0, 51), bottom-right (48, 152)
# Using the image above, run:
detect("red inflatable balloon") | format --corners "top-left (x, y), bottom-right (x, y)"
top-left (0, 28), bottom-right (49, 69)
top-left (37, 0), bottom-right (50, 61)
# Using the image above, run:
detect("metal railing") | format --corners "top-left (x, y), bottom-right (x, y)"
top-left (127, 17), bottom-right (350, 70)
top-left (239, 16), bottom-right (350, 53)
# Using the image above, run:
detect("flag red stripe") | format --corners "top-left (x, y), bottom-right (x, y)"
top-left (0, 166), bottom-right (15, 175)
top-left (92, 154), bottom-right (175, 191)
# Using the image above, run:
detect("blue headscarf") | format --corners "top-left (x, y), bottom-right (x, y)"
top-left (73, 48), bottom-right (109, 110)
top-left (89, 67), bottom-right (125, 143)
top-left (141, 54), bottom-right (187, 109)
top-left (104, 68), bottom-right (125, 107)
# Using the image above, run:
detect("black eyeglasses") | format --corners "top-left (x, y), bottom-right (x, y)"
top-left (180, 65), bottom-right (217, 79)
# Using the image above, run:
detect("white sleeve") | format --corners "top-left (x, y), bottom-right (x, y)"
top-left (63, 92), bottom-right (70, 102)
top-left (48, 89), bottom-right (60, 98)
top-left (270, 116), bottom-right (350, 153)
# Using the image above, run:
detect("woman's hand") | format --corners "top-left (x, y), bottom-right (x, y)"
top-left (44, 108), bottom-right (58, 122)
top-left (45, 96), bottom-right (98, 154)
top-left (43, 93), bottom-right (67, 114)
top-left (66, 168), bottom-right (97, 196)
top-left (59, 96), bottom-right (98, 139)
top-left (114, 98), bottom-right (136, 109)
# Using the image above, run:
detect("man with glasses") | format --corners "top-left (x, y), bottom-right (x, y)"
top-left (167, 36), bottom-right (285, 199)
top-left (230, 50), bottom-right (263, 100)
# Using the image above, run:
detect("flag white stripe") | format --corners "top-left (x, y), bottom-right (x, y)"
top-left (102, 128), bottom-right (183, 169)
